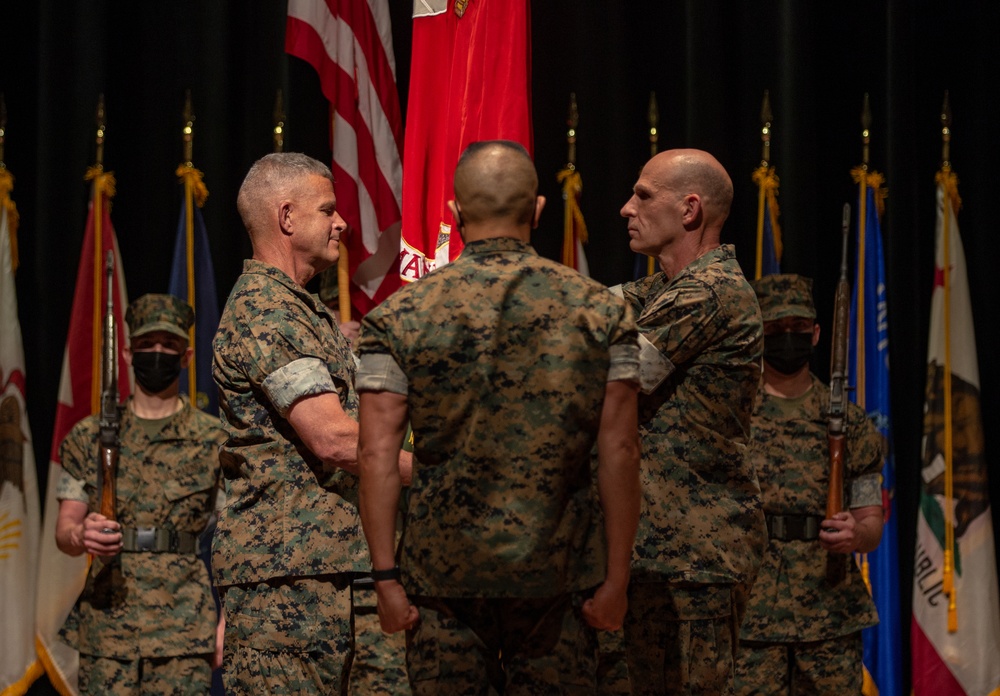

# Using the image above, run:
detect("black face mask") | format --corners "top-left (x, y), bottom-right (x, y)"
top-left (763, 332), bottom-right (814, 375)
top-left (131, 351), bottom-right (183, 394)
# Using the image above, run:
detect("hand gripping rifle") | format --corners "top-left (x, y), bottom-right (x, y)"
top-left (824, 204), bottom-right (851, 583)
top-left (97, 250), bottom-right (120, 527)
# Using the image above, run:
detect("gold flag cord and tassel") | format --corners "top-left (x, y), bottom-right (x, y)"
top-left (752, 164), bottom-right (783, 279)
top-left (0, 168), bottom-right (19, 272)
top-left (177, 164), bottom-right (209, 405)
top-left (558, 167), bottom-right (588, 268)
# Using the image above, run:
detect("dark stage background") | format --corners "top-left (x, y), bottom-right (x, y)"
top-left (4, 2), bottom-right (999, 693)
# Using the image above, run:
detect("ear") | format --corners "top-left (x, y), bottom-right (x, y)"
top-left (532, 195), bottom-right (546, 229)
top-left (447, 200), bottom-right (462, 228)
top-left (123, 346), bottom-right (133, 368)
top-left (180, 345), bottom-right (194, 370)
top-left (681, 193), bottom-right (702, 225)
top-left (278, 201), bottom-right (294, 235)
top-left (811, 322), bottom-right (821, 347)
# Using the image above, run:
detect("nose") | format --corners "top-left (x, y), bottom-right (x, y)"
top-left (332, 211), bottom-right (347, 232)
top-left (620, 196), bottom-right (635, 218)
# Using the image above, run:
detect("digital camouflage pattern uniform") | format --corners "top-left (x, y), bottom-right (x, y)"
top-left (58, 398), bottom-right (225, 694)
top-left (734, 274), bottom-right (881, 696)
top-left (612, 244), bottom-right (766, 696)
top-left (214, 259), bottom-right (405, 695)
top-left (58, 295), bottom-right (225, 696)
top-left (356, 236), bottom-right (640, 695)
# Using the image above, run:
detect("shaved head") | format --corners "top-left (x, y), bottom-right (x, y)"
top-left (453, 141), bottom-right (538, 226)
top-left (647, 149), bottom-right (734, 224)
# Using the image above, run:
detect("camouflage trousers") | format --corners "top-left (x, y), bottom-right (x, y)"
top-left (595, 628), bottom-right (632, 695)
top-left (734, 633), bottom-right (863, 695)
top-left (78, 653), bottom-right (212, 695)
top-left (220, 574), bottom-right (354, 695)
top-left (407, 593), bottom-right (599, 695)
top-left (623, 582), bottom-right (739, 696)
top-left (350, 579), bottom-right (411, 695)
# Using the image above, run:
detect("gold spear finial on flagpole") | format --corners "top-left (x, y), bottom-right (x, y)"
top-left (95, 93), bottom-right (107, 170)
top-left (0, 93), bottom-right (7, 168)
top-left (860, 92), bottom-right (871, 171)
top-left (182, 89), bottom-right (195, 167)
top-left (941, 90), bottom-right (952, 170)
top-left (274, 89), bottom-right (286, 154)
top-left (760, 89), bottom-right (773, 167)
top-left (648, 91), bottom-right (659, 158)
top-left (566, 92), bottom-right (578, 169)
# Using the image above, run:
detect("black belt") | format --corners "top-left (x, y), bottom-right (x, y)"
top-left (121, 527), bottom-right (198, 554)
top-left (765, 514), bottom-right (822, 542)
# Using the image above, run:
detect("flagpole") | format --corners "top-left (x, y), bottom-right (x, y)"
top-left (646, 92), bottom-right (658, 276)
top-left (273, 89), bottom-right (285, 154)
top-left (91, 95), bottom-right (107, 416)
top-left (754, 91), bottom-right (773, 280)
top-left (938, 91), bottom-right (958, 632)
top-left (560, 93), bottom-right (578, 269)
top-left (181, 91), bottom-right (198, 404)
top-left (854, 94), bottom-right (871, 413)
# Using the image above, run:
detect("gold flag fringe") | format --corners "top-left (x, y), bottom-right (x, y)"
top-left (84, 166), bottom-right (117, 201)
top-left (176, 164), bottom-right (209, 207)
top-left (0, 168), bottom-right (19, 272)
top-left (935, 169), bottom-right (962, 215)
top-left (850, 167), bottom-right (887, 219)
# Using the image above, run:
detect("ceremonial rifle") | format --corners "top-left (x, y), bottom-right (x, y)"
top-left (825, 203), bottom-right (851, 521)
top-left (97, 250), bottom-right (120, 526)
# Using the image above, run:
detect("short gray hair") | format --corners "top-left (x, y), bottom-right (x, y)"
top-left (237, 153), bottom-right (333, 231)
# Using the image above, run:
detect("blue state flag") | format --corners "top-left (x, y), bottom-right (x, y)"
top-left (847, 172), bottom-right (902, 696)
top-left (168, 191), bottom-right (219, 415)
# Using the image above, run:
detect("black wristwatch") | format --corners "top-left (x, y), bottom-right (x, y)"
top-left (370, 565), bottom-right (401, 582)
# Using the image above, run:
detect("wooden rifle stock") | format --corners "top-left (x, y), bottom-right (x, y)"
top-left (97, 250), bottom-right (120, 523)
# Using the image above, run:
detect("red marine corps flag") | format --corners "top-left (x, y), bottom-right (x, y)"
top-left (400, 0), bottom-right (533, 282)
top-left (286, 0), bottom-right (404, 317)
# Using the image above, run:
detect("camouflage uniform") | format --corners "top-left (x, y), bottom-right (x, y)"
top-left (612, 244), bottom-right (766, 696)
top-left (213, 259), bottom-right (372, 695)
top-left (734, 274), bottom-right (881, 696)
top-left (58, 395), bottom-right (225, 695)
top-left (356, 237), bottom-right (640, 694)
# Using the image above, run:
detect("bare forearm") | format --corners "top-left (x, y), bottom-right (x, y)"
top-left (596, 380), bottom-right (641, 586)
top-left (852, 506), bottom-right (883, 553)
top-left (55, 514), bottom-right (86, 556)
top-left (358, 391), bottom-right (410, 570)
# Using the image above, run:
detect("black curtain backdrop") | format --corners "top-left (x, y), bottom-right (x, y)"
top-left (4, 2), bottom-right (999, 693)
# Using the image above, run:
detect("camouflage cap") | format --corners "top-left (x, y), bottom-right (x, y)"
top-left (125, 294), bottom-right (194, 340)
top-left (751, 273), bottom-right (816, 322)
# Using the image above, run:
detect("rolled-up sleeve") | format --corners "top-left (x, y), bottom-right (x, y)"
top-left (262, 357), bottom-right (339, 417)
top-left (356, 353), bottom-right (408, 395)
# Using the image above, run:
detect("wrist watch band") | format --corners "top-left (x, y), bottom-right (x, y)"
top-left (370, 565), bottom-right (401, 582)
